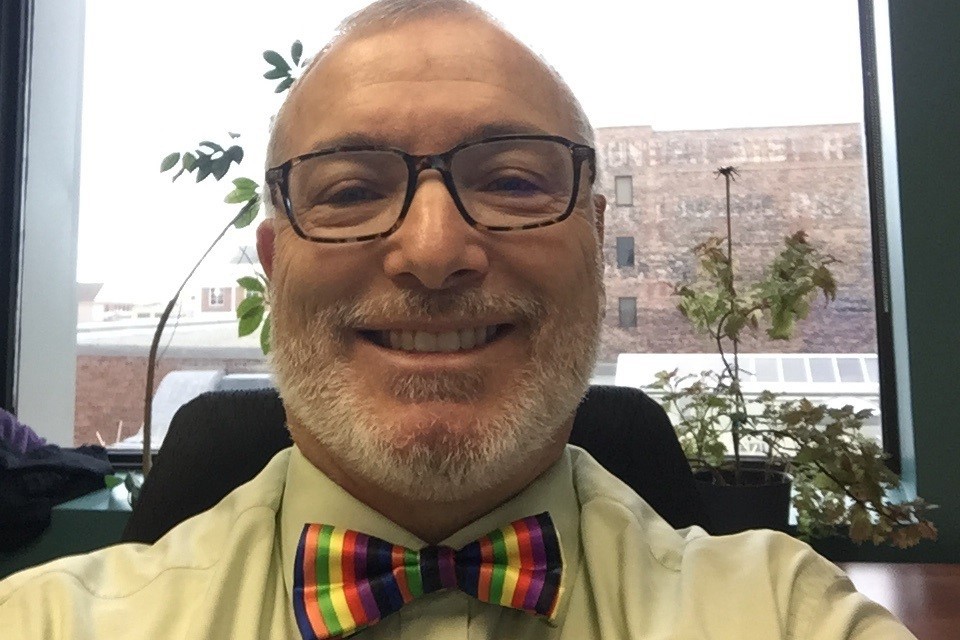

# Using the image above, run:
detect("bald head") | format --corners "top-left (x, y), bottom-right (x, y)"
top-left (266, 0), bottom-right (594, 168)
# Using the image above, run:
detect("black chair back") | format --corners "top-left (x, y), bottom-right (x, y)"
top-left (122, 385), bottom-right (707, 543)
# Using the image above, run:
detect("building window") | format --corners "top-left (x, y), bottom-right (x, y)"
top-left (615, 175), bottom-right (633, 206)
top-left (616, 236), bottom-right (635, 267)
top-left (208, 288), bottom-right (225, 307)
top-left (618, 297), bottom-right (637, 328)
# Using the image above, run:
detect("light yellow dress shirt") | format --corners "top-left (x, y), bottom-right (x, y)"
top-left (0, 445), bottom-right (915, 639)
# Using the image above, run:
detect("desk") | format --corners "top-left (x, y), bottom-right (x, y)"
top-left (840, 562), bottom-right (960, 639)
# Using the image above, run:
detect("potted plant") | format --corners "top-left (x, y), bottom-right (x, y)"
top-left (645, 167), bottom-right (937, 548)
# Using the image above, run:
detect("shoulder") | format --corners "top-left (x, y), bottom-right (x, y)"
top-left (0, 448), bottom-right (293, 632)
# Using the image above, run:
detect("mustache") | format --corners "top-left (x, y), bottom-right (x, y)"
top-left (329, 289), bottom-right (548, 328)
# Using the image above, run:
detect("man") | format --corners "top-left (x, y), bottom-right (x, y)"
top-left (0, 1), bottom-right (916, 638)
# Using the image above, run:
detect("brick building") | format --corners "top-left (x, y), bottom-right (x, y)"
top-left (594, 123), bottom-right (876, 361)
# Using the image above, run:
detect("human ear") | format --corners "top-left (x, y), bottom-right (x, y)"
top-left (592, 194), bottom-right (606, 244)
top-left (256, 219), bottom-right (276, 279)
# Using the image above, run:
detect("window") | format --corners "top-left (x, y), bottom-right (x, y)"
top-left (618, 297), bottom-right (637, 328)
top-left (614, 176), bottom-right (633, 206)
top-left (616, 236), bottom-right (635, 268)
top-left (208, 288), bottom-right (225, 307)
top-left (9, 1), bottom-right (897, 462)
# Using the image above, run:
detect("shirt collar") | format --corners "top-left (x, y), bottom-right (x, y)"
top-left (279, 444), bottom-right (582, 627)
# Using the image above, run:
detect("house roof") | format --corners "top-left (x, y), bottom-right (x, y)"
top-left (76, 282), bottom-right (104, 303)
top-left (230, 246), bottom-right (259, 265)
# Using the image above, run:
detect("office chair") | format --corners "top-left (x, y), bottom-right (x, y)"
top-left (122, 385), bottom-right (708, 543)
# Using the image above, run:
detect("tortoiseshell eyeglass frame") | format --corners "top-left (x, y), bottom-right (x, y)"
top-left (263, 133), bottom-right (596, 244)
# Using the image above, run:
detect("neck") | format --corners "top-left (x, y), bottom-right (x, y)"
top-left (291, 423), bottom-right (571, 544)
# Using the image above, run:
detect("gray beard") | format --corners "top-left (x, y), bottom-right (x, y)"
top-left (269, 287), bottom-right (602, 502)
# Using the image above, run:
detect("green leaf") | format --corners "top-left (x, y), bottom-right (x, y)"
top-left (160, 152), bottom-right (180, 172)
top-left (232, 177), bottom-right (258, 191)
top-left (234, 196), bottom-right (261, 229)
top-left (212, 156), bottom-right (231, 181)
top-left (224, 187), bottom-right (253, 204)
top-left (226, 145), bottom-right (244, 164)
top-left (238, 306), bottom-right (265, 337)
top-left (236, 294), bottom-right (263, 319)
top-left (171, 167), bottom-right (185, 182)
top-left (263, 50), bottom-right (290, 72)
top-left (196, 164), bottom-right (212, 182)
top-left (228, 131), bottom-right (241, 139)
top-left (291, 40), bottom-right (303, 66)
top-left (260, 315), bottom-right (271, 354)
top-left (199, 140), bottom-right (223, 153)
top-left (237, 276), bottom-right (264, 293)
top-left (275, 76), bottom-right (294, 93)
top-left (182, 152), bottom-right (197, 171)
top-left (104, 474), bottom-right (123, 489)
top-left (263, 67), bottom-right (288, 80)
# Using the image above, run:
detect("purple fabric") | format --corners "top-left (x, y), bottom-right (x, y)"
top-left (0, 407), bottom-right (47, 455)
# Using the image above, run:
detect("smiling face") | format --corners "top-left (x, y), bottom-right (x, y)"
top-left (261, 14), bottom-right (606, 501)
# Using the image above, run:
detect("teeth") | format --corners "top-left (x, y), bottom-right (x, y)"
top-left (413, 331), bottom-right (438, 351)
top-left (382, 325), bottom-right (501, 352)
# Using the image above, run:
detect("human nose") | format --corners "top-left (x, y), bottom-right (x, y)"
top-left (381, 171), bottom-right (489, 291)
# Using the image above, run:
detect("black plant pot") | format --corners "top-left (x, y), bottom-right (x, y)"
top-left (693, 464), bottom-right (792, 536)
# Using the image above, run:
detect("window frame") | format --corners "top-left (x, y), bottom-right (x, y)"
top-left (618, 296), bottom-right (638, 329)
top-left (10, 0), bottom-right (85, 446)
top-left (5, 0), bottom-right (911, 473)
top-left (0, 0), bottom-right (31, 412)
top-left (614, 175), bottom-right (633, 207)
top-left (615, 236), bottom-right (635, 268)
top-left (208, 287), bottom-right (225, 307)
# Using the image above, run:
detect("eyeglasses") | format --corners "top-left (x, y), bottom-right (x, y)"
top-left (264, 134), bottom-right (596, 243)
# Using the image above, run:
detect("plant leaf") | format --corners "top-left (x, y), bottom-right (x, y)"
top-left (224, 187), bottom-right (253, 204)
top-left (228, 131), bottom-right (241, 139)
top-left (263, 50), bottom-right (290, 72)
top-left (199, 140), bottom-right (223, 153)
top-left (238, 306), bottom-right (265, 337)
top-left (182, 152), bottom-right (197, 171)
top-left (234, 196), bottom-right (261, 229)
top-left (160, 152), bottom-right (180, 172)
top-left (236, 294), bottom-right (263, 319)
top-left (211, 157), bottom-right (230, 181)
top-left (263, 67), bottom-right (288, 80)
top-left (226, 145), bottom-right (244, 164)
top-left (291, 40), bottom-right (303, 66)
top-left (237, 276), bottom-right (264, 293)
top-left (232, 177), bottom-right (258, 191)
top-left (259, 314), bottom-right (272, 354)
top-left (275, 76), bottom-right (295, 93)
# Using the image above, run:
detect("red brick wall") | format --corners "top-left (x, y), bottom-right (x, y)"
top-left (74, 352), bottom-right (268, 446)
top-left (595, 124), bottom-right (876, 361)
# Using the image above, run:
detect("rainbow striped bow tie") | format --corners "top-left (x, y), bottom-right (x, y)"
top-left (292, 512), bottom-right (563, 639)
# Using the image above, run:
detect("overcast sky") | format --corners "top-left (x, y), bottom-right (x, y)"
top-left (76, 0), bottom-right (865, 290)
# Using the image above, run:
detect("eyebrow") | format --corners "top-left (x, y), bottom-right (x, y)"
top-left (305, 121), bottom-right (554, 154)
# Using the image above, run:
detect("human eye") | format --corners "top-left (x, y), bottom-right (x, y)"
top-left (480, 172), bottom-right (547, 196)
top-left (322, 183), bottom-right (387, 207)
